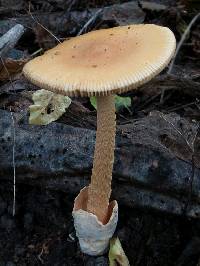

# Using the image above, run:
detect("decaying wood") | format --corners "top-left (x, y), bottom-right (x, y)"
top-left (0, 109), bottom-right (200, 219)
top-left (0, 24), bottom-right (25, 58)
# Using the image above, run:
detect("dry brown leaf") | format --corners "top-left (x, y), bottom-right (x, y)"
top-left (0, 58), bottom-right (28, 81)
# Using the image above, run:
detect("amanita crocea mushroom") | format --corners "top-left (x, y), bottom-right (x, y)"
top-left (23, 24), bottom-right (176, 255)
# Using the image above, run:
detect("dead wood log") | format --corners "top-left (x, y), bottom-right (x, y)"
top-left (0, 109), bottom-right (200, 218)
top-left (0, 24), bottom-right (25, 58)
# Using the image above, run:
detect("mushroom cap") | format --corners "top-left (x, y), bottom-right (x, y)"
top-left (23, 24), bottom-right (176, 97)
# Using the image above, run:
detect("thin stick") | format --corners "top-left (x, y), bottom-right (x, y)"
top-left (67, 0), bottom-right (77, 12)
top-left (0, 24), bottom-right (25, 58)
top-left (10, 108), bottom-right (16, 217)
top-left (31, 48), bottom-right (43, 57)
top-left (160, 12), bottom-right (200, 104)
top-left (27, 6), bottom-right (61, 44)
top-left (77, 8), bottom-right (103, 36)
top-left (168, 12), bottom-right (200, 74)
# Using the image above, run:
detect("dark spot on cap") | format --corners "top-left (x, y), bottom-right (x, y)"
top-left (110, 33), bottom-right (114, 36)
top-left (128, 26), bottom-right (131, 29)
top-left (72, 55), bottom-right (75, 58)
top-left (54, 51), bottom-right (60, 55)
top-left (92, 65), bottom-right (97, 68)
top-left (73, 45), bottom-right (76, 48)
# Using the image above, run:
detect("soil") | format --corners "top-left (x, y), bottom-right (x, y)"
top-left (0, 0), bottom-right (200, 265)
top-left (1, 184), bottom-right (200, 266)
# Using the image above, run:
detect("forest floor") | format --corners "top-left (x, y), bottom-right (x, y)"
top-left (0, 0), bottom-right (200, 265)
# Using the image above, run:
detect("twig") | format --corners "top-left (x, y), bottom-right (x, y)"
top-left (38, 247), bottom-right (44, 264)
top-left (165, 101), bottom-right (196, 112)
top-left (31, 48), bottom-right (43, 57)
top-left (10, 108), bottom-right (16, 217)
top-left (168, 12), bottom-right (200, 74)
top-left (160, 12), bottom-right (200, 104)
top-left (27, 6), bottom-right (61, 44)
top-left (77, 8), bottom-right (103, 36)
top-left (67, 0), bottom-right (77, 12)
top-left (0, 24), bottom-right (25, 58)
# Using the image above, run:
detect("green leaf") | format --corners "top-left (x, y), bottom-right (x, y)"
top-left (109, 237), bottom-right (130, 266)
top-left (29, 89), bottom-right (71, 125)
top-left (90, 95), bottom-right (131, 113)
top-left (90, 96), bottom-right (97, 109)
top-left (114, 95), bottom-right (131, 112)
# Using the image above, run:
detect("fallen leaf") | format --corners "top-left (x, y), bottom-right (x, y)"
top-left (90, 96), bottom-right (97, 109)
top-left (0, 58), bottom-right (27, 81)
top-left (29, 89), bottom-right (71, 125)
top-left (90, 95), bottom-right (131, 112)
top-left (115, 95), bottom-right (131, 112)
top-left (109, 237), bottom-right (130, 266)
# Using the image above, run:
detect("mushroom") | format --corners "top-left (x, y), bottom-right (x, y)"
top-left (23, 24), bottom-right (176, 255)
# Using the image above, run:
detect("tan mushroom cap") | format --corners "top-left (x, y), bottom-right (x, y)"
top-left (23, 24), bottom-right (176, 97)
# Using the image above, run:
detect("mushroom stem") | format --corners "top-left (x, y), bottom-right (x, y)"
top-left (87, 95), bottom-right (116, 224)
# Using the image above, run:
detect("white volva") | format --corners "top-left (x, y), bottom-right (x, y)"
top-left (72, 187), bottom-right (118, 255)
